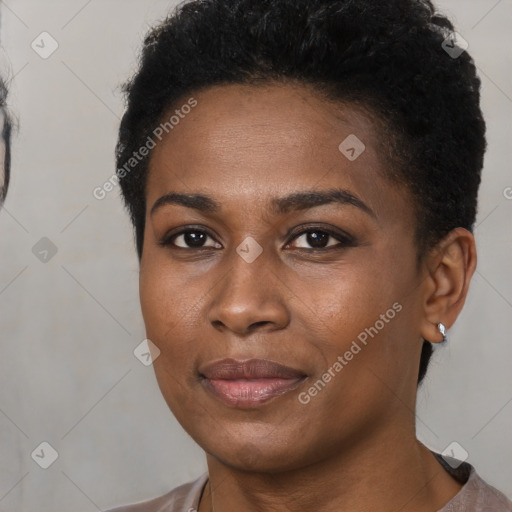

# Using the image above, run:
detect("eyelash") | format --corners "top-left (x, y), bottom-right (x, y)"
top-left (159, 225), bottom-right (356, 252)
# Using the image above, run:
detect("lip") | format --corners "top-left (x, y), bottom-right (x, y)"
top-left (199, 358), bottom-right (307, 408)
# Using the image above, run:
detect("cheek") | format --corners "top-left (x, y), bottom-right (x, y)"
top-left (302, 247), bottom-right (416, 373)
top-left (139, 265), bottom-right (168, 339)
top-left (139, 261), bottom-right (201, 410)
top-left (303, 258), bottom-right (395, 327)
top-left (139, 254), bottom-right (218, 397)
top-left (139, 255), bottom-right (193, 351)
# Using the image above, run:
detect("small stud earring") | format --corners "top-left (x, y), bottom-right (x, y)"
top-left (437, 323), bottom-right (447, 343)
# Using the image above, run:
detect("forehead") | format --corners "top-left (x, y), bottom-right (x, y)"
top-left (146, 83), bottom-right (409, 222)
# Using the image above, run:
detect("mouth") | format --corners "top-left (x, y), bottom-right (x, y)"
top-left (199, 358), bottom-right (307, 408)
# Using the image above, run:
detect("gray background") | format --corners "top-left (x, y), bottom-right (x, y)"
top-left (0, 1), bottom-right (510, 510)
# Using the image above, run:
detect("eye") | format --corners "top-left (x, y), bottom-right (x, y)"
top-left (160, 226), bottom-right (355, 251)
top-left (160, 228), bottom-right (222, 249)
top-left (287, 227), bottom-right (355, 250)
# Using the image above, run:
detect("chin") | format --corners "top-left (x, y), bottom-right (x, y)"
top-left (211, 443), bottom-right (306, 474)
top-left (197, 424), bottom-right (321, 474)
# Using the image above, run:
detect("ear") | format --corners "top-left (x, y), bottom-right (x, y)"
top-left (419, 227), bottom-right (477, 344)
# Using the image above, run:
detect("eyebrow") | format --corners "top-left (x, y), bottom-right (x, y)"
top-left (150, 188), bottom-right (376, 219)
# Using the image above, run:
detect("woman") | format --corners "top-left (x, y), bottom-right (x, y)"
top-left (108, 0), bottom-right (512, 510)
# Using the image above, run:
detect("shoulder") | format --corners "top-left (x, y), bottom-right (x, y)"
top-left (432, 452), bottom-right (512, 512)
top-left (429, 450), bottom-right (512, 511)
top-left (104, 473), bottom-right (208, 512)
top-left (443, 468), bottom-right (512, 511)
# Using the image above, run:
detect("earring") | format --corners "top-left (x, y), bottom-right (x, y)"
top-left (437, 323), bottom-right (447, 343)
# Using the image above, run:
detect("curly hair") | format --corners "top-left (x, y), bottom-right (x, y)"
top-left (0, 77), bottom-right (11, 203)
top-left (116, 0), bottom-right (487, 384)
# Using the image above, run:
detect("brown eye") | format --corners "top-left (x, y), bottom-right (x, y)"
top-left (293, 231), bottom-right (332, 249)
top-left (287, 227), bottom-right (355, 250)
top-left (161, 229), bottom-right (222, 249)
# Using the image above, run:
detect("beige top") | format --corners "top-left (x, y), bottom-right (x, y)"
top-left (106, 453), bottom-right (512, 512)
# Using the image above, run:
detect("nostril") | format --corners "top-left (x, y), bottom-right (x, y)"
top-left (249, 320), bottom-right (271, 329)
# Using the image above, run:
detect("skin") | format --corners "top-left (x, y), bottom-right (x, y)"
top-left (140, 82), bottom-right (477, 512)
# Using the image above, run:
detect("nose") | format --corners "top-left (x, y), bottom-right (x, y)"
top-left (207, 245), bottom-right (290, 335)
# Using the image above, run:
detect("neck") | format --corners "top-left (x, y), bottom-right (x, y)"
top-left (200, 427), bottom-right (462, 512)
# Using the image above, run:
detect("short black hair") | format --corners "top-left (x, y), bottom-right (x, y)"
top-left (0, 77), bottom-right (11, 203)
top-left (116, 0), bottom-right (487, 384)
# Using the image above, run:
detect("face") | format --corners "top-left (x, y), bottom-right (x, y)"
top-left (140, 83), bottom-right (428, 472)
